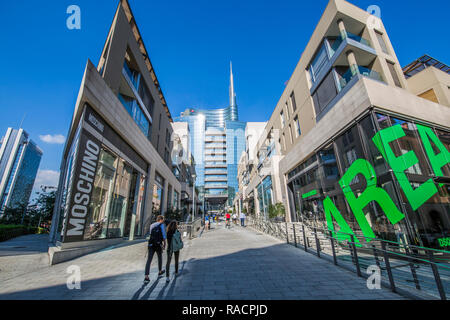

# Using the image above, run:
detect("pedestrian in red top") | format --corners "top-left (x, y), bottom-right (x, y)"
top-left (225, 213), bottom-right (231, 229)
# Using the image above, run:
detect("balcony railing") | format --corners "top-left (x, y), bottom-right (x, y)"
top-left (338, 66), bottom-right (382, 91)
top-left (329, 32), bottom-right (372, 56)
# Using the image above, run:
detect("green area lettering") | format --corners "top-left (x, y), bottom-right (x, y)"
top-left (416, 124), bottom-right (450, 187)
top-left (372, 124), bottom-right (437, 210)
top-left (302, 190), bottom-right (318, 199)
top-left (323, 197), bottom-right (360, 246)
top-left (339, 159), bottom-right (404, 241)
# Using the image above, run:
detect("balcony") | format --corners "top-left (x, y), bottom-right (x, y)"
top-left (205, 176), bottom-right (228, 182)
top-left (329, 32), bottom-right (372, 57)
top-left (337, 66), bottom-right (383, 91)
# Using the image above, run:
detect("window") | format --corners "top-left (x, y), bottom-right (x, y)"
top-left (156, 134), bottom-right (160, 151)
top-left (158, 113), bottom-right (162, 130)
top-left (387, 61), bottom-right (402, 87)
top-left (375, 31), bottom-right (389, 54)
top-left (280, 110), bottom-right (285, 128)
top-left (308, 42), bottom-right (329, 83)
top-left (285, 102), bottom-right (290, 119)
top-left (138, 78), bottom-right (155, 116)
top-left (294, 116), bottom-right (301, 137)
top-left (312, 70), bottom-right (338, 116)
top-left (289, 124), bottom-right (293, 144)
top-left (290, 91), bottom-right (297, 112)
top-left (165, 129), bottom-right (170, 146)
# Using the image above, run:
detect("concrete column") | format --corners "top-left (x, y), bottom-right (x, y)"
top-left (337, 19), bottom-right (347, 39)
top-left (346, 50), bottom-right (359, 76)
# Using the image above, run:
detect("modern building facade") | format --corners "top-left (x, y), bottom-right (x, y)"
top-left (49, 0), bottom-right (182, 263)
top-left (0, 128), bottom-right (42, 214)
top-left (234, 122), bottom-right (267, 216)
top-left (171, 122), bottom-right (200, 218)
top-left (240, 0), bottom-right (450, 251)
top-left (175, 64), bottom-right (246, 213)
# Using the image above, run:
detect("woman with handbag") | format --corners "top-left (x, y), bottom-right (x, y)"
top-left (165, 220), bottom-right (183, 282)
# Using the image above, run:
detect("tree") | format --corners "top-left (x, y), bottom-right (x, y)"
top-left (268, 202), bottom-right (285, 220)
top-left (165, 207), bottom-right (182, 222)
top-left (34, 187), bottom-right (56, 225)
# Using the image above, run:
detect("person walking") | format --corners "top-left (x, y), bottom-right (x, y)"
top-left (240, 211), bottom-right (246, 227)
top-left (165, 220), bottom-right (183, 282)
top-left (225, 212), bottom-right (231, 229)
top-left (205, 214), bottom-right (210, 230)
top-left (144, 215), bottom-right (167, 283)
top-left (232, 213), bottom-right (237, 225)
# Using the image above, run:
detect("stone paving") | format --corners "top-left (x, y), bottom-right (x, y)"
top-left (0, 221), bottom-right (405, 300)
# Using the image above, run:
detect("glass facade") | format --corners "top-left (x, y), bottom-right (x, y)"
top-left (82, 147), bottom-right (146, 240)
top-left (58, 116), bottom-right (148, 243)
top-left (287, 110), bottom-right (450, 250)
top-left (175, 108), bottom-right (246, 208)
top-left (257, 176), bottom-right (273, 218)
top-left (0, 128), bottom-right (42, 213)
top-left (152, 172), bottom-right (164, 216)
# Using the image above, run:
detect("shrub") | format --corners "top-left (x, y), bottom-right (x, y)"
top-left (0, 224), bottom-right (47, 242)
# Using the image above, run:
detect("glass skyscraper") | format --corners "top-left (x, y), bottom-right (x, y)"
top-left (175, 63), bottom-right (246, 210)
top-left (0, 128), bottom-right (43, 213)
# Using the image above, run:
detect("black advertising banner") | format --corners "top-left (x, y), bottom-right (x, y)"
top-left (62, 129), bottom-right (102, 242)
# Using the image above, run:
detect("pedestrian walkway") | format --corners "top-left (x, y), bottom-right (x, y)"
top-left (0, 222), bottom-right (404, 300)
top-left (0, 234), bottom-right (50, 282)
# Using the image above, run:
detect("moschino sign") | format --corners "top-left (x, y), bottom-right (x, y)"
top-left (322, 123), bottom-right (449, 245)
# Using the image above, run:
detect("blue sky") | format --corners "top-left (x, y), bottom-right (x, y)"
top-left (0, 0), bottom-right (448, 197)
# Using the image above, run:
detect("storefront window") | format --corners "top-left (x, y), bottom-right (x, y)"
top-left (134, 174), bottom-right (146, 237)
top-left (257, 176), bottom-right (272, 218)
top-left (152, 173), bottom-right (164, 216)
top-left (85, 149), bottom-right (118, 240)
top-left (107, 160), bottom-right (132, 238)
top-left (173, 191), bottom-right (179, 210)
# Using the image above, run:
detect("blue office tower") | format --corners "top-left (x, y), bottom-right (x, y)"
top-left (175, 63), bottom-right (246, 212)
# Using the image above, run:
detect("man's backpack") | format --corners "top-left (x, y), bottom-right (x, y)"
top-left (149, 223), bottom-right (164, 248)
top-left (171, 230), bottom-right (184, 252)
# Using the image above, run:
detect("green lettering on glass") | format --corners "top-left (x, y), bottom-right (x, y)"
top-left (302, 190), bottom-right (318, 199)
top-left (437, 237), bottom-right (450, 248)
top-left (372, 124), bottom-right (437, 210)
top-left (339, 159), bottom-right (404, 241)
top-left (323, 197), bottom-right (360, 246)
top-left (416, 124), bottom-right (450, 188)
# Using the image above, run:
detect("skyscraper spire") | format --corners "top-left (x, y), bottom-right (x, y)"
top-left (229, 61), bottom-right (236, 108)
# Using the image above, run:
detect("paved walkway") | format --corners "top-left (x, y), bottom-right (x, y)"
top-left (0, 222), bottom-right (404, 300)
top-left (0, 234), bottom-right (50, 282)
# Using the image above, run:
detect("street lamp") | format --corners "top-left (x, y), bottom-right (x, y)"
top-left (192, 173), bottom-right (196, 223)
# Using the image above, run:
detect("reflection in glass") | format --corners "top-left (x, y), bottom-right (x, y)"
top-left (85, 149), bottom-right (118, 240)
